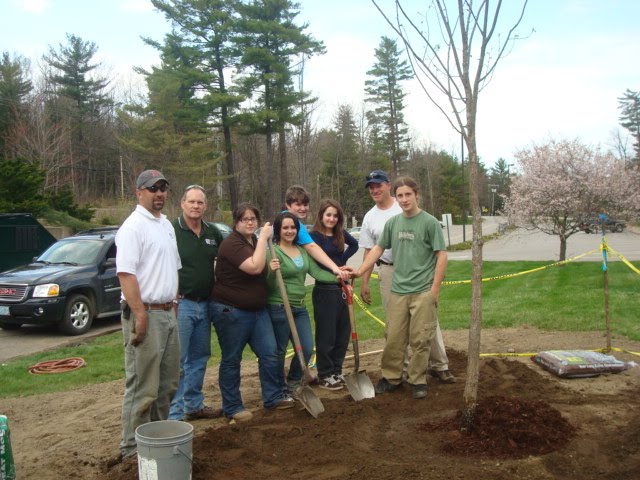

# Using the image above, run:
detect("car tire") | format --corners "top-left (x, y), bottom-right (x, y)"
top-left (59, 294), bottom-right (94, 335)
top-left (0, 321), bottom-right (22, 331)
top-left (615, 224), bottom-right (624, 233)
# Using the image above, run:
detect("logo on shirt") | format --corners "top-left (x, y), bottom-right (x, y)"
top-left (398, 231), bottom-right (415, 241)
top-left (205, 238), bottom-right (218, 246)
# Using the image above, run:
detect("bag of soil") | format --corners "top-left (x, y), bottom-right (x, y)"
top-left (0, 415), bottom-right (16, 480)
top-left (531, 350), bottom-right (631, 378)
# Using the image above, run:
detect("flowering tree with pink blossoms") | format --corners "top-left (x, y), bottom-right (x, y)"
top-left (504, 138), bottom-right (640, 260)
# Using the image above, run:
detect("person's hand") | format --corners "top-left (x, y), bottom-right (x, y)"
top-left (131, 311), bottom-right (149, 346)
top-left (334, 269), bottom-right (351, 282)
top-left (360, 283), bottom-right (371, 305)
top-left (270, 258), bottom-right (280, 271)
top-left (431, 287), bottom-right (440, 308)
top-left (260, 222), bottom-right (272, 240)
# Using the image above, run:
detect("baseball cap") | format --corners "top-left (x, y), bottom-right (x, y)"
top-left (365, 170), bottom-right (389, 187)
top-left (136, 169), bottom-right (168, 189)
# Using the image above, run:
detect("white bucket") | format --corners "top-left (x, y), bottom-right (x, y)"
top-left (135, 420), bottom-right (193, 480)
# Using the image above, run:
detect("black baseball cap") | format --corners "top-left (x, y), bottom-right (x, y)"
top-left (365, 170), bottom-right (389, 187)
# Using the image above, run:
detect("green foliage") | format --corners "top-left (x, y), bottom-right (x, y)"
top-left (0, 158), bottom-right (47, 214)
top-left (45, 187), bottom-right (95, 222)
top-left (39, 207), bottom-right (95, 231)
top-left (0, 51), bottom-right (32, 154)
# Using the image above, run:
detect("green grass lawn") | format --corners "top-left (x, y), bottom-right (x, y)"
top-left (1, 260), bottom-right (637, 399)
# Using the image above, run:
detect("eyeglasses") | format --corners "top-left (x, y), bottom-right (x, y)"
top-left (146, 184), bottom-right (169, 193)
top-left (240, 217), bottom-right (258, 224)
top-left (185, 184), bottom-right (205, 193)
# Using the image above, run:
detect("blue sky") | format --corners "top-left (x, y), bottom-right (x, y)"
top-left (2, 0), bottom-right (639, 168)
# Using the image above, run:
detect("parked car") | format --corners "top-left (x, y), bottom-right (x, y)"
top-left (579, 215), bottom-right (626, 234)
top-left (211, 222), bottom-right (233, 238)
top-left (0, 227), bottom-right (121, 335)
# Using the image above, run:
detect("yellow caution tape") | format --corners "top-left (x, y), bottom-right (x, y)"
top-left (443, 248), bottom-right (600, 285)
top-left (481, 347), bottom-right (640, 358)
top-left (607, 246), bottom-right (640, 275)
top-left (353, 292), bottom-right (386, 328)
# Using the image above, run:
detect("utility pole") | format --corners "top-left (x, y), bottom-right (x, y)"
top-left (119, 156), bottom-right (124, 201)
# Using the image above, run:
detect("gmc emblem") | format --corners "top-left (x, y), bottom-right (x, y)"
top-left (0, 288), bottom-right (17, 295)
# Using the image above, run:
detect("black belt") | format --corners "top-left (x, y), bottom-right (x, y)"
top-left (376, 260), bottom-right (393, 266)
top-left (181, 294), bottom-right (210, 302)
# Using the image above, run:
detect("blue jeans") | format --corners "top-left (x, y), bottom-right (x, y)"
top-left (169, 299), bottom-right (212, 420)
top-left (267, 304), bottom-right (314, 387)
top-left (211, 301), bottom-right (283, 416)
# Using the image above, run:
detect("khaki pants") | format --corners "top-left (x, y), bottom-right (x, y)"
top-left (120, 309), bottom-right (180, 456)
top-left (378, 264), bottom-right (449, 371)
top-left (381, 290), bottom-right (437, 385)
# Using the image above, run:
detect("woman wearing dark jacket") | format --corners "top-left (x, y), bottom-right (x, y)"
top-left (309, 199), bottom-right (359, 390)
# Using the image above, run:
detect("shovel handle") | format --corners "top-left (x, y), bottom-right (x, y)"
top-left (268, 238), bottom-right (315, 384)
top-left (341, 277), bottom-right (360, 373)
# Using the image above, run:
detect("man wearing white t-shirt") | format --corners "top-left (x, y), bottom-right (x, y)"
top-left (116, 169), bottom-right (182, 459)
top-left (359, 170), bottom-right (456, 384)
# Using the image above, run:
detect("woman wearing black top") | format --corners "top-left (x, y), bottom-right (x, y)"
top-left (309, 199), bottom-right (359, 390)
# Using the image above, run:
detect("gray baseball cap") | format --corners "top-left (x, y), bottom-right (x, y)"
top-left (136, 169), bottom-right (168, 189)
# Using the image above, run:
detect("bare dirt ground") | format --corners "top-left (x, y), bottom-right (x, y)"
top-left (2, 327), bottom-right (639, 480)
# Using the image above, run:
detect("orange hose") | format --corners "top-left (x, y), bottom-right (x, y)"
top-left (28, 357), bottom-right (86, 374)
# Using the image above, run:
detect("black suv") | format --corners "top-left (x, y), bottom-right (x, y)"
top-left (0, 227), bottom-right (121, 335)
top-left (579, 215), bottom-right (626, 234)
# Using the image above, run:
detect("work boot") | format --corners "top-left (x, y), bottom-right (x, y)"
top-left (184, 406), bottom-right (223, 421)
top-left (374, 378), bottom-right (401, 394)
top-left (272, 396), bottom-right (296, 410)
top-left (229, 409), bottom-right (253, 423)
top-left (411, 384), bottom-right (427, 399)
top-left (429, 369), bottom-right (457, 384)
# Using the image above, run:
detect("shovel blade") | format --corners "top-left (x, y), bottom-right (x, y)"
top-left (296, 386), bottom-right (324, 418)
top-left (345, 372), bottom-right (375, 401)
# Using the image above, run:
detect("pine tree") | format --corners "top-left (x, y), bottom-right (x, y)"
top-left (364, 36), bottom-right (413, 177)
top-left (618, 88), bottom-right (640, 162)
top-left (235, 0), bottom-right (324, 216)
top-left (0, 52), bottom-right (33, 156)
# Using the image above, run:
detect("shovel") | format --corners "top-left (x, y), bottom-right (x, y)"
top-left (340, 278), bottom-right (375, 401)
top-left (268, 239), bottom-right (324, 418)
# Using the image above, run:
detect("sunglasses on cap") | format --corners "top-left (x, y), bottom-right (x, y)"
top-left (366, 171), bottom-right (389, 183)
top-left (146, 183), bottom-right (169, 193)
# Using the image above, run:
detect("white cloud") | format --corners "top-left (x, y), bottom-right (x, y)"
top-left (15, 0), bottom-right (50, 14)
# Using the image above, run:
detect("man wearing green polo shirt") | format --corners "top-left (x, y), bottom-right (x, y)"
top-left (169, 185), bottom-right (224, 421)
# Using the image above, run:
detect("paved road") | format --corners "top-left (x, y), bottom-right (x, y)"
top-left (0, 316), bottom-right (121, 363)
top-left (2, 217), bottom-right (637, 363)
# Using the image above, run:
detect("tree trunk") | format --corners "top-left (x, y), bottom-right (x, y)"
top-left (461, 128), bottom-right (483, 431)
top-left (559, 235), bottom-right (567, 261)
top-left (265, 120), bottom-right (276, 218)
top-left (278, 125), bottom-right (288, 203)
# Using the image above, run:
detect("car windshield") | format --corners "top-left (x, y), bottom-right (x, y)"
top-left (37, 239), bottom-right (105, 266)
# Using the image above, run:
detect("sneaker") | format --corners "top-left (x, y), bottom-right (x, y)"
top-left (374, 378), bottom-right (401, 394)
top-left (319, 376), bottom-right (343, 391)
top-left (272, 396), bottom-right (296, 410)
top-left (411, 384), bottom-right (427, 399)
top-left (332, 373), bottom-right (346, 385)
top-left (184, 406), bottom-right (223, 421)
top-left (429, 369), bottom-right (457, 384)
top-left (230, 409), bottom-right (253, 423)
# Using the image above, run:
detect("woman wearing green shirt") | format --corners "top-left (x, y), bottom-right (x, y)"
top-left (266, 212), bottom-right (339, 395)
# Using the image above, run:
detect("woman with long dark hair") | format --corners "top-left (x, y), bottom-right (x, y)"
top-left (309, 199), bottom-right (359, 390)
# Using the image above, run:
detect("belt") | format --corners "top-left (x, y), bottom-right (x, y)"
top-left (144, 302), bottom-right (174, 311)
top-left (376, 259), bottom-right (394, 266)
top-left (181, 294), bottom-right (210, 302)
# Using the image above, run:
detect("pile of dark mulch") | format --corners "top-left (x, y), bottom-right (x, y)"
top-left (418, 395), bottom-right (576, 458)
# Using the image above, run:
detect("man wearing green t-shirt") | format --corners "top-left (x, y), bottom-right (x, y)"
top-left (169, 185), bottom-right (224, 421)
top-left (354, 176), bottom-right (448, 399)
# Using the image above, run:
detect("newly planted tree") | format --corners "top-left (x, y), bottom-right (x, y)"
top-left (372, 0), bottom-right (529, 428)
